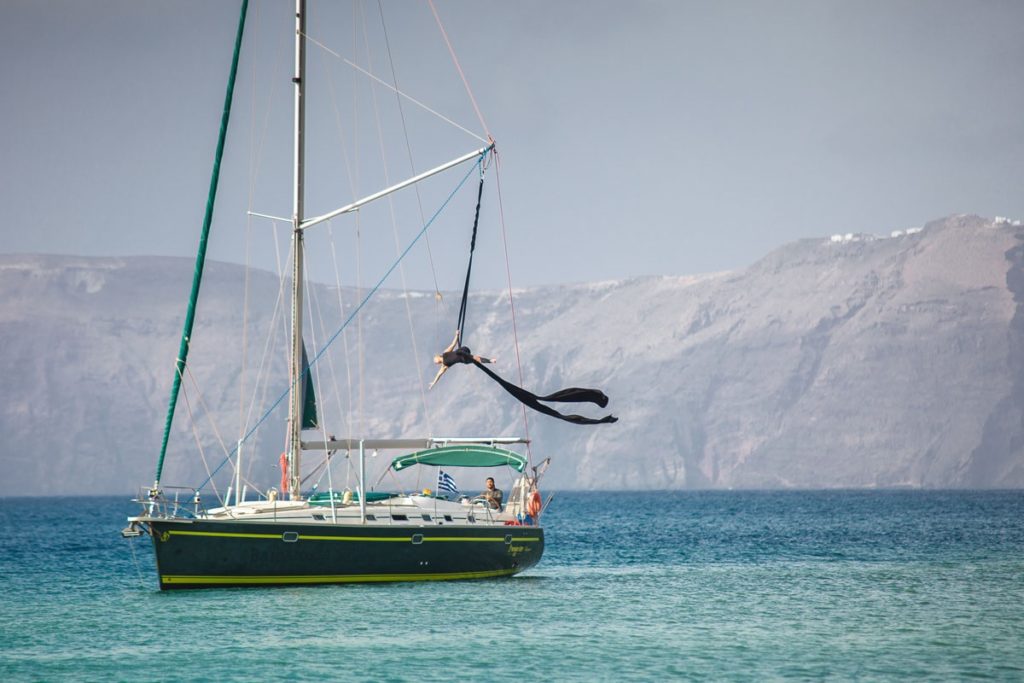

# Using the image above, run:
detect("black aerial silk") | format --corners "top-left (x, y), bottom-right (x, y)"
top-left (472, 359), bottom-right (618, 425)
top-left (451, 172), bottom-right (617, 426)
top-left (456, 176), bottom-right (485, 344)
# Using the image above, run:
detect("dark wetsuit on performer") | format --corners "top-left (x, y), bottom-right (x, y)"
top-left (442, 347), bottom-right (476, 367)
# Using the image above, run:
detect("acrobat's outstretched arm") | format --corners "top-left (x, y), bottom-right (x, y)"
top-left (428, 364), bottom-right (449, 389)
top-left (428, 331), bottom-right (461, 389)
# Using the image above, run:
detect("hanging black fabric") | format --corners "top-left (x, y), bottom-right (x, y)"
top-left (446, 170), bottom-right (617, 426)
top-left (472, 359), bottom-right (618, 425)
top-left (456, 175), bottom-right (485, 344)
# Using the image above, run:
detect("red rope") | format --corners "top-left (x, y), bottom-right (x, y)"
top-left (427, 2), bottom-right (532, 463)
top-left (494, 150), bottom-right (533, 463)
top-left (427, 0), bottom-right (491, 141)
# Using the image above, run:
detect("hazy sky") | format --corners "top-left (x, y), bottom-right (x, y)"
top-left (2, 0), bottom-right (1022, 291)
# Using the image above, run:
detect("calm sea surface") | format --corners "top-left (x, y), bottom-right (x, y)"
top-left (1, 491), bottom-right (1022, 681)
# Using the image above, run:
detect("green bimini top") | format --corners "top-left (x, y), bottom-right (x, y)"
top-left (390, 445), bottom-right (527, 473)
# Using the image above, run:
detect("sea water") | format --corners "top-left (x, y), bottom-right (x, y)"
top-left (1, 491), bottom-right (1022, 681)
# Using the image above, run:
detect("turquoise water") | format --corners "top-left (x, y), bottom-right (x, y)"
top-left (1, 491), bottom-right (1022, 680)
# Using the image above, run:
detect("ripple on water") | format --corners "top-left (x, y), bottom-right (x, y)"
top-left (0, 491), bottom-right (1022, 680)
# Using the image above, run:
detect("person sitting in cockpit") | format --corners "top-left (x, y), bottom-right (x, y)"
top-left (480, 477), bottom-right (503, 511)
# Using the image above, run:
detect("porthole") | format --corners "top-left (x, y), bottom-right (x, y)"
top-left (411, 534), bottom-right (424, 545)
top-left (282, 531), bottom-right (299, 543)
top-left (504, 535), bottom-right (513, 545)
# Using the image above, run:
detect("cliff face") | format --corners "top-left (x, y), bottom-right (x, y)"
top-left (2, 215), bottom-right (1022, 495)
top-left (546, 215), bottom-right (1023, 490)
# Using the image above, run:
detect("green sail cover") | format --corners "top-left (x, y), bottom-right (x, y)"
top-left (153, 0), bottom-right (249, 486)
top-left (391, 445), bottom-right (527, 473)
top-left (301, 344), bottom-right (318, 430)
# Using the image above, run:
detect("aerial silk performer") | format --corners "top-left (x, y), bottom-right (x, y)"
top-left (430, 174), bottom-right (617, 426)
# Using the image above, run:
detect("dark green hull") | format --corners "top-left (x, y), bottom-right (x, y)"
top-left (147, 519), bottom-right (544, 590)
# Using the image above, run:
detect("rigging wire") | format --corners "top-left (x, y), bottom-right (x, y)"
top-left (427, 0), bottom-right (491, 142)
top-left (376, 0), bottom-right (442, 299)
top-left (306, 247), bottom-right (348, 486)
top-left (239, 240), bottom-right (251, 448)
top-left (127, 535), bottom-right (146, 590)
top-left (184, 364), bottom-right (234, 469)
top-left (269, 220), bottom-right (296, 446)
top-left (177, 5), bottom-right (536, 497)
top-left (246, 224), bottom-right (292, 488)
top-left (237, 222), bottom-right (291, 488)
top-left (360, 4), bottom-right (434, 438)
top-left (323, 28), bottom-right (363, 454)
top-left (354, 2), bottom-right (366, 439)
top-left (179, 376), bottom-right (220, 505)
top-left (302, 31), bottom-right (486, 145)
top-left (240, 224), bottom-right (289, 445)
top-left (238, 0), bottom-right (289, 459)
top-left (303, 265), bottom-right (335, 498)
top-left (494, 150), bottom-right (533, 463)
top-left (374, 1), bottom-right (451, 435)
top-left (324, 221), bottom-right (356, 484)
top-left (310, 2), bottom-right (503, 437)
top-left (305, 273), bottom-right (358, 494)
top-left (356, 201), bottom-right (366, 439)
top-left (238, 1), bottom-right (258, 451)
top-left (192, 150), bottom-right (487, 494)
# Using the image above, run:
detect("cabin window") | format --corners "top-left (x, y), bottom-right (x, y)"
top-left (467, 514), bottom-right (475, 523)
top-left (392, 514), bottom-right (408, 521)
top-left (365, 514), bottom-right (377, 521)
top-left (421, 514), bottom-right (432, 521)
top-left (443, 515), bottom-right (453, 522)
top-left (312, 514), bottom-right (325, 521)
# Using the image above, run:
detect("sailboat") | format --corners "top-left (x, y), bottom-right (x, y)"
top-left (122, 0), bottom-right (550, 589)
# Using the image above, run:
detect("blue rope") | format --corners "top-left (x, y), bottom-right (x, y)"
top-left (193, 151), bottom-right (487, 493)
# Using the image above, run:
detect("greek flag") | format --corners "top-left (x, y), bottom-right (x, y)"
top-left (437, 469), bottom-right (459, 498)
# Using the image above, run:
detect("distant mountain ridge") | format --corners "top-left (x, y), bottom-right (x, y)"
top-left (2, 214), bottom-right (1022, 495)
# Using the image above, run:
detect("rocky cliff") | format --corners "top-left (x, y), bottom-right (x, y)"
top-left (2, 215), bottom-right (1022, 495)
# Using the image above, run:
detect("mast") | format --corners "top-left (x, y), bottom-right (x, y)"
top-left (280, 0), bottom-right (489, 500)
top-left (287, 0), bottom-right (306, 500)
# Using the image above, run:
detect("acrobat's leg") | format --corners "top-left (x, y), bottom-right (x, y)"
top-left (443, 331), bottom-right (461, 354)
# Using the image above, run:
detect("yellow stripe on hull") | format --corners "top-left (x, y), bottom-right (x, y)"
top-left (421, 536), bottom-right (541, 543)
top-left (167, 530), bottom-right (541, 543)
top-left (161, 568), bottom-right (519, 585)
top-left (168, 530), bottom-right (282, 540)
